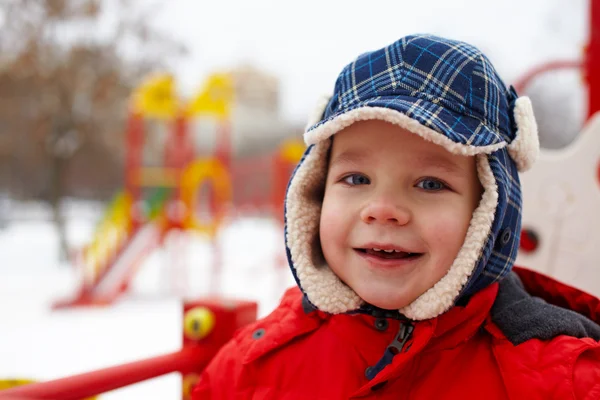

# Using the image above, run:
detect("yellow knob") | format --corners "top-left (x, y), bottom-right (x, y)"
top-left (183, 307), bottom-right (215, 340)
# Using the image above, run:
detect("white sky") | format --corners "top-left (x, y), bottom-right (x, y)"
top-left (148, 0), bottom-right (587, 124)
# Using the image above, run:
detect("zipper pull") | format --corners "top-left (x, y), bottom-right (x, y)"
top-left (388, 322), bottom-right (414, 355)
top-left (365, 322), bottom-right (414, 380)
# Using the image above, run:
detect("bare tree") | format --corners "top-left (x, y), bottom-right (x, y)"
top-left (0, 0), bottom-right (185, 261)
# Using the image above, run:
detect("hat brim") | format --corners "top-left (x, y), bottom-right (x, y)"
top-left (306, 96), bottom-right (507, 151)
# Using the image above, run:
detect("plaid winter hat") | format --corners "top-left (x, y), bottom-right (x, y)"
top-left (285, 34), bottom-right (539, 320)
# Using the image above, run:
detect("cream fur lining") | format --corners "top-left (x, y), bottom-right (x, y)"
top-left (399, 154), bottom-right (497, 319)
top-left (305, 94), bottom-right (332, 131)
top-left (286, 106), bottom-right (500, 320)
top-left (507, 97), bottom-right (539, 172)
top-left (305, 107), bottom-right (507, 156)
top-left (286, 140), bottom-right (363, 313)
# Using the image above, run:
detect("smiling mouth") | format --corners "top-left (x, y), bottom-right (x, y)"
top-left (354, 248), bottom-right (423, 260)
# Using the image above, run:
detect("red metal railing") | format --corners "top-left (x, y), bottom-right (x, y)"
top-left (0, 299), bottom-right (258, 400)
top-left (587, 0), bottom-right (600, 118)
top-left (512, 60), bottom-right (582, 95)
top-left (513, 0), bottom-right (599, 119)
top-left (0, 345), bottom-right (213, 400)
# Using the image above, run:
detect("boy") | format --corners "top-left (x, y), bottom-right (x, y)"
top-left (193, 34), bottom-right (600, 399)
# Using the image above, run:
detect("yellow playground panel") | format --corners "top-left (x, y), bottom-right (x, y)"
top-left (180, 157), bottom-right (232, 236)
top-left (131, 71), bottom-right (234, 120)
top-left (82, 192), bottom-right (133, 285)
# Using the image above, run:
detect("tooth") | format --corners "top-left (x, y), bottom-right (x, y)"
top-left (383, 249), bottom-right (394, 253)
top-left (373, 248), bottom-right (381, 251)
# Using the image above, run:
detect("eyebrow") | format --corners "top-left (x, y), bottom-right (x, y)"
top-left (329, 150), bottom-right (371, 168)
top-left (330, 149), bottom-right (469, 176)
top-left (413, 154), bottom-right (467, 175)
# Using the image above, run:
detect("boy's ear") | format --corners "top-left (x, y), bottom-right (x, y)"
top-left (305, 94), bottom-right (332, 132)
top-left (507, 96), bottom-right (539, 172)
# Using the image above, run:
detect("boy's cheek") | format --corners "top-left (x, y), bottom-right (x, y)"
top-left (321, 193), bottom-right (346, 222)
top-left (319, 205), bottom-right (348, 251)
top-left (320, 208), bottom-right (341, 239)
top-left (322, 192), bottom-right (358, 212)
top-left (426, 214), bottom-right (471, 249)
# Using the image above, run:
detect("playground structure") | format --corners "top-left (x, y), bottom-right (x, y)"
top-left (513, 0), bottom-right (600, 297)
top-left (2, 1), bottom-right (600, 399)
top-left (53, 73), bottom-right (304, 308)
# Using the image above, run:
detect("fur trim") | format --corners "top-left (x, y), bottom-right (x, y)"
top-left (285, 141), bottom-right (363, 313)
top-left (287, 106), bottom-right (500, 319)
top-left (399, 155), bottom-right (498, 320)
top-left (507, 97), bottom-right (539, 172)
top-left (305, 107), bottom-right (506, 156)
top-left (305, 94), bottom-right (332, 132)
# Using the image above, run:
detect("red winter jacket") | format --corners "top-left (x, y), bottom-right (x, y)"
top-left (192, 267), bottom-right (600, 399)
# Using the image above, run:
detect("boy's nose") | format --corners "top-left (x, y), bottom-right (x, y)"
top-left (360, 201), bottom-right (411, 226)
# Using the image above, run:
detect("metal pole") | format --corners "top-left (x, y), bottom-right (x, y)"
top-left (587, 0), bottom-right (600, 117)
top-left (512, 60), bottom-right (582, 94)
top-left (125, 112), bottom-right (143, 207)
top-left (0, 346), bottom-right (214, 400)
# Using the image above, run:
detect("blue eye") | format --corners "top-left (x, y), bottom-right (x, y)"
top-left (417, 178), bottom-right (446, 191)
top-left (342, 174), bottom-right (370, 186)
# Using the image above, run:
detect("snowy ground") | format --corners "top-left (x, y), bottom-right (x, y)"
top-left (0, 200), bottom-right (294, 399)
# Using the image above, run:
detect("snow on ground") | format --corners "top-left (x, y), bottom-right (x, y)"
top-left (0, 200), bottom-right (294, 399)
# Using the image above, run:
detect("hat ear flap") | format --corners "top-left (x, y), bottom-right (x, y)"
top-left (507, 96), bottom-right (539, 172)
top-left (305, 94), bottom-right (332, 132)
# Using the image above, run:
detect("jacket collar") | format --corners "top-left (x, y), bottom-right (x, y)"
top-left (243, 282), bottom-right (499, 366)
top-left (513, 266), bottom-right (600, 322)
top-left (343, 282), bottom-right (499, 354)
top-left (489, 266), bottom-right (600, 345)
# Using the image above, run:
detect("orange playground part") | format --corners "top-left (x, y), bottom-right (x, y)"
top-left (54, 73), bottom-right (303, 308)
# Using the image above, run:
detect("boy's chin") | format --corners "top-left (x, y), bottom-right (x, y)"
top-left (357, 289), bottom-right (417, 311)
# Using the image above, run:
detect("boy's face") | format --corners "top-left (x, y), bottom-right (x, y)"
top-left (320, 120), bottom-right (482, 311)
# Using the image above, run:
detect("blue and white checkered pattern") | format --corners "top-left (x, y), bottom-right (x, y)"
top-left (303, 34), bottom-right (524, 302)
top-left (461, 148), bottom-right (522, 298)
top-left (309, 34), bottom-right (516, 145)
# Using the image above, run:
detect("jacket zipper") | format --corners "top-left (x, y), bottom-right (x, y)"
top-left (389, 322), bottom-right (414, 354)
top-left (365, 321), bottom-right (414, 380)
